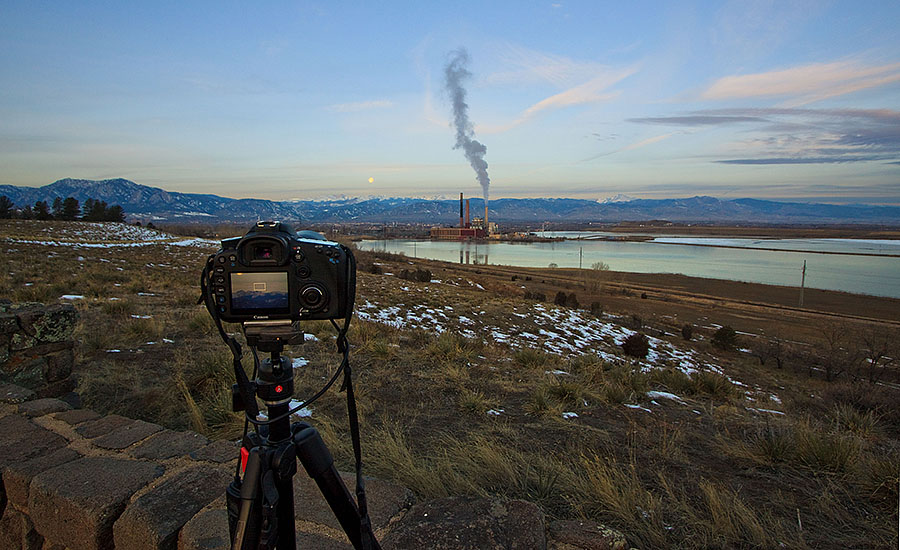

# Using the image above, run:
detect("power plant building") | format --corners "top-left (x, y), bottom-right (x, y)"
top-left (429, 193), bottom-right (490, 240)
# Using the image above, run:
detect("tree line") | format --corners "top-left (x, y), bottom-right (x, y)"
top-left (0, 196), bottom-right (125, 222)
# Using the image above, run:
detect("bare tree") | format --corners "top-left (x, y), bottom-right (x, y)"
top-left (860, 327), bottom-right (896, 384)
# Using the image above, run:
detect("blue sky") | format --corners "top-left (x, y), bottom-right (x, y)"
top-left (1, 1), bottom-right (899, 203)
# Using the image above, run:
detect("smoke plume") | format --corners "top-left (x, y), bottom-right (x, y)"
top-left (444, 49), bottom-right (490, 200)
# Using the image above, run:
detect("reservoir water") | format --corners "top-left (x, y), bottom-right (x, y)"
top-left (357, 236), bottom-right (900, 299)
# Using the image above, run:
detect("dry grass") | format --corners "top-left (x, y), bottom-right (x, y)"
top-left (3, 220), bottom-right (898, 550)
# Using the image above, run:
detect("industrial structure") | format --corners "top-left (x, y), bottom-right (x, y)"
top-left (429, 193), bottom-right (495, 240)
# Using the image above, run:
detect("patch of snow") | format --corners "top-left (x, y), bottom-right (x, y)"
top-left (487, 409), bottom-right (504, 416)
top-left (60, 295), bottom-right (84, 300)
top-left (292, 358), bottom-right (309, 368)
top-left (562, 412), bottom-right (579, 419)
top-left (646, 391), bottom-right (685, 403)
top-left (624, 404), bottom-right (652, 413)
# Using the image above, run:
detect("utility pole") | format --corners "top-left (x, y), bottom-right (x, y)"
top-left (799, 260), bottom-right (806, 307)
top-left (579, 246), bottom-right (583, 269)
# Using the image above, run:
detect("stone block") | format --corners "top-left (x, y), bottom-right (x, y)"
top-left (5, 356), bottom-right (46, 389)
top-left (0, 382), bottom-right (35, 404)
top-left (548, 520), bottom-right (628, 550)
top-left (29, 456), bottom-right (164, 550)
top-left (0, 505), bottom-right (23, 549)
top-left (22, 513), bottom-right (43, 550)
top-left (42, 349), bottom-right (74, 383)
top-left (0, 415), bottom-right (67, 469)
top-left (178, 508), bottom-right (229, 550)
top-left (92, 420), bottom-right (162, 450)
top-left (0, 312), bottom-right (17, 335)
top-left (293, 471), bottom-right (414, 533)
top-left (190, 439), bottom-right (240, 464)
top-left (17, 398), bottom-right (72, 418)
top-left (34, 378), bottom-right (76, 400)
top-left (54, 408), bottom-right (101, 425)
top-left (381, 496), bottom-right (546, 550)
top-left (127, 430), bottom-right (210, 461)
top-left (3, 447), bottom-right (81, 513)
top-left (75, 414), bottom-right (134, 439)
top-left (113, 464), bottom-right (232, 550)
top-left (10, 332), bottom-right (37, 352)
top-left (16, 304), bottom-right (77, 343)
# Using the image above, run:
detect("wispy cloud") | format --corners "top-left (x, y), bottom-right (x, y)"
top-left (629, 115), bottom-right (767, 126)
top-left (583, 132), bottom-right (677, 161)
top-left (486, 43), bottom-right (615, 87)
top-left (327, 100), bottom-right (393, 113)
top-left (480, 67), bottom-right (636, 133)
top-left (628, 108), bottom-right (900, 165)
top-left (700, 60), bottom-right (900, 106)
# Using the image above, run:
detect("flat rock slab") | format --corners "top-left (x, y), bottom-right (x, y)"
top-left (92, 419), bottom-right (163, 450)
top-left (17, 397), bottom-right (72, 418)
top-left (2, 446), bottom-right (81, 513)
top-left (29, 456), bottom-right (164, 550)
top-left (0, 414), bottom-right (68, 468)
top-left (293, 471), bottom-right (414, 533)
top-left (548, 520), bottom-right (628, 550)
top-left (381, 496), bottom-right (546, 550)
top-left (113, 464), bottom-right (232, 550)
top-left (190, 439), bottom-right (240, 464)
top-left (0, 382), bottom-right (35, 404)
top-left (54, 408), bottom-right (101, 425)
top-left (75, 414), bottom-right (134, 439)
top-left (178, 508), bottom-right (229, 550)
top-left (127, 429), bottom-right (210, 461)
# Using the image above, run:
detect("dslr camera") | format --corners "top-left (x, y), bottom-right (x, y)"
top-left (206, 221), bottom-right (352, 322)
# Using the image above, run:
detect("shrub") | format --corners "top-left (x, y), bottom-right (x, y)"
top-left (565, 292), bottom-right (579, 308)
top-left (553, 291), bottom-right (568, 306)
top-left (711, 326), bottom-right (737, 350)
top-left (621, 332), bottom-right (650, 358)
top-left (681, 323), bottom-right (693, 341)
top-left (589, 301), bottom-right (603, 316)
top-left (399, 268), bottom-right (431, 282)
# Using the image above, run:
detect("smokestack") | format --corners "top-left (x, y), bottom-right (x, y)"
top-left (484, 202), bottom-right (489, 235)
top-left (459, 192), bottom-right (464, 228)
top-left (465, 199), bottom-right (470, 228)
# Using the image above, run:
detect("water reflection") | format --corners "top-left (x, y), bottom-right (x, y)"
top-left (358, 238), bottom-right (900, 298)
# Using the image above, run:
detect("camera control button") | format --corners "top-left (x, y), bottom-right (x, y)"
top-left (229, 255), bottom-right (237, 262)
top-left (216, 295), bottom-right (226, 304)
top-left (218, 257), bottom-right (226, 263)
top-left (215, 266), bottom-right (224, 273)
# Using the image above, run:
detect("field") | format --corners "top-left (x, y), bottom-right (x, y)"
top-left (2, 219), bottom-right (899, 549)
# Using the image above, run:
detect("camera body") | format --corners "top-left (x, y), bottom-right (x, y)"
top-left (208, 221), bottom-right (352, 323)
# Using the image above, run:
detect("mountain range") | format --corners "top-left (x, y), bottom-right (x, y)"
top-left (1, 178), bottom-right (898, 225)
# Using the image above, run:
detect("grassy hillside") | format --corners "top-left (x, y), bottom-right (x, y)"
top-left (2, 220), bottom-right (898, 549)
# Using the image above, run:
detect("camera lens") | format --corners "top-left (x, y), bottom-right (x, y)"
top-left (300, 284), bottom-right (327, 311)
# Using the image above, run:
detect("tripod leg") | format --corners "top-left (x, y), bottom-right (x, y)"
top-left (230, 448), bottom-right (263, 550)
top-left (294, 425), bottom-right (381, 550)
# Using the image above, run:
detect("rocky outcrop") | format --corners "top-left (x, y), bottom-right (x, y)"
top-left (0, 301), bottom-right (78, 399)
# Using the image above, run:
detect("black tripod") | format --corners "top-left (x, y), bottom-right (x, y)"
top-left (226, 324), bottom-right (381, 550)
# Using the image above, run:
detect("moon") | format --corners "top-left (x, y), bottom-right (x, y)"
top-left (368, 177), bottom-right (375, 183)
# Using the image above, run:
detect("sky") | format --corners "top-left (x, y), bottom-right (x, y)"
top-left (1, 1), bottom-right (899, 204)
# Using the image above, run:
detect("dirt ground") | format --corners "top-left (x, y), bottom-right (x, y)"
top-left (399, 258), bottom-right (900, 349)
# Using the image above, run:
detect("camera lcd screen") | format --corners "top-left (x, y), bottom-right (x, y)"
top-left (230, 272), bottom-right (290, 313)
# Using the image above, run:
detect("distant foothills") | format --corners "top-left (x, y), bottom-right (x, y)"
top-left (1, 178), bottom-right (899, 226)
